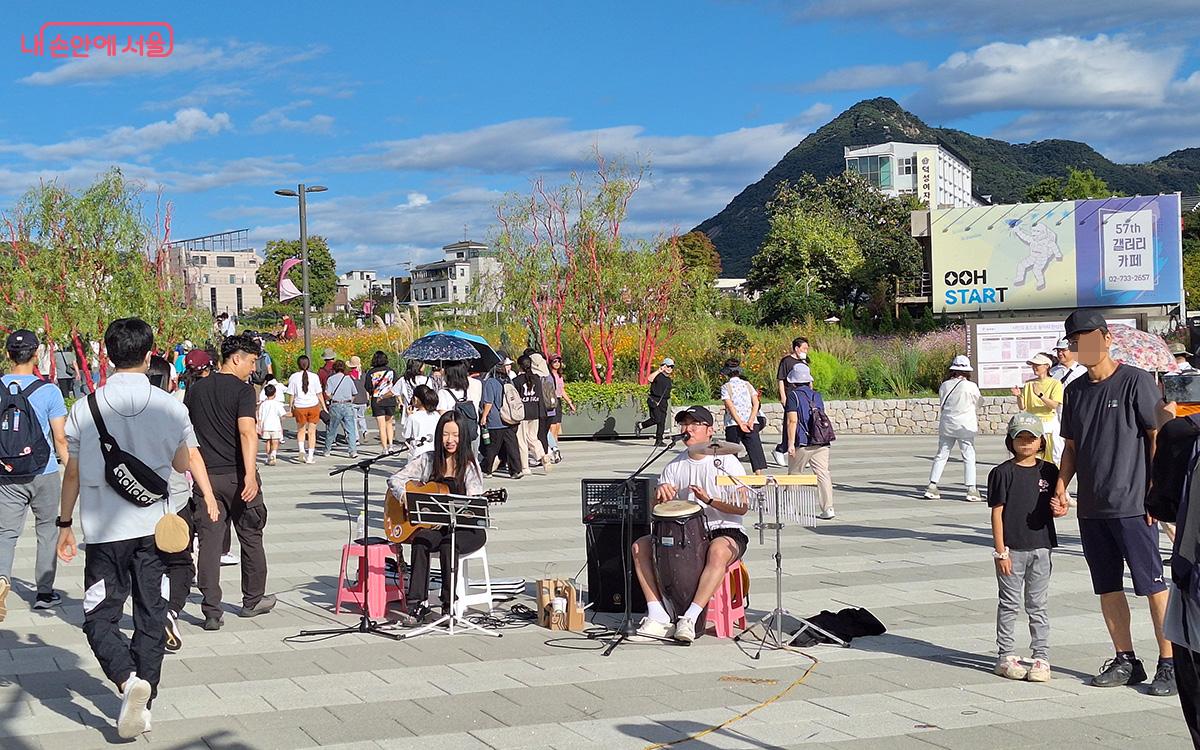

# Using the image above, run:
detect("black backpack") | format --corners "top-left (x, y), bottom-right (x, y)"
top-left (250, 354), bottom-right (271, 386)
top-left (0, 379), bottom-right (51, 479)
top-left (452, 391), bottom-right (480, 444)
top-left (803, 390), bottom-right (837, 446)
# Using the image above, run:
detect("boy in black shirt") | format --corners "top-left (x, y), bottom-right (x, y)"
top-left (989, 412), bottom-right (1058, 683)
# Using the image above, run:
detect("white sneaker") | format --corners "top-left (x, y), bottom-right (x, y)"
top-left (923, 483), bottom-right (940, 500)
top-left (1026, 657), bottom-right (1051, 682)
top-left (673, 616), bottom-right (697, 644)
top-left (117, 673), bottom-right (152, 738)
top-left (818, 508), bottom-right (836, 520)
top-left (630, 616), bottom-right (674, 642)
top-left (220, 553), bottom-right (238, 566)
top-left (994, 655), bottom-right (1028, 680)
top-left (965, 486), bottom-right (983, 502)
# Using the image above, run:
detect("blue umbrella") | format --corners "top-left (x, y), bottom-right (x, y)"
top-left (402, 334), bottom-right (479, 364)
top-left (421, 330), bottom-right (500, 372)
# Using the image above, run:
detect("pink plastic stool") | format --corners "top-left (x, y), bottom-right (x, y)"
top-left (707, 561), bottom-right (748, 638)
top-left (335, 542), bottom-right (405, 619)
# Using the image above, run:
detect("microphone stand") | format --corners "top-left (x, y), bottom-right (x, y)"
top-left (600, 434), bottom-right (685, 657)
top-left (296, 446), bottom-right (409, 641)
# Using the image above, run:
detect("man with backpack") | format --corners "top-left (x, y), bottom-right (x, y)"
top-left (479, 364), bottom-right (521, 478)
top-left (0, 329), bottom-right (70, 618)
top-left (783, 362), bottom-right (836, 520)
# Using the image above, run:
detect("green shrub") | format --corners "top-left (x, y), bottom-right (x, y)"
top-left (563, 381), bottom-right (648, 411)
top-left (717, 328), bottom-right (751, 356)
top-left (897, 307), bottom-right (915, 332)
top-left (859, 356), bottom-right (891, 397)
top-left (880, 347), bottom-right (920, 397)
top-left (808, 350), bottom-right (860, 399)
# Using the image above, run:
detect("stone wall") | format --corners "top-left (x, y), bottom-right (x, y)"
top-left (685, 397), bottom-right (1017, 436)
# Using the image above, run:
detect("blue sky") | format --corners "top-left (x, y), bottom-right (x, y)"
top-left (2, 2), bottom-right (1198, 277)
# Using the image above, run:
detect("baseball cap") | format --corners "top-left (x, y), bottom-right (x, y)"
top-left (1007, 412), bottom-right (1045, 439)
top-left (662, 357), bottom-right (675, 367)
top-left (1064, 309), bottom-right (1108, 338)
top-left (321, 347), bottom-right (336, 361)
top-left (948, 355), bottom-right (973, 372)
top-left (5, 329), bottom-right (37, 351)
top-left (1054, 338), bottom-right (1070, 350)
top-left (184, 350), bottom-right (213, 370)
top-left (1026, 353), bottom-right (1053, 367)
top-left (674, 405), bottom-right (714, 426)
top-left (786, 362), bottom-right (813, 384)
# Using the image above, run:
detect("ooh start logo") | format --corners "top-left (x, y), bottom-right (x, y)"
top-left (21, 22), bottom-right (174, 58)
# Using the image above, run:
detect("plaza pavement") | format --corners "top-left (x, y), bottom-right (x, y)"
top-left (0, 434), bottom-right (1191, 749)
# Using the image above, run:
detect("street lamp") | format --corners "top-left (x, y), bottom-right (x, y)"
top-left (274, 184), bottom-right (327, 360)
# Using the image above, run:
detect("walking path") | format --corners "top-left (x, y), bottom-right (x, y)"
top-left (0, 436), bottom-right (1188, 748)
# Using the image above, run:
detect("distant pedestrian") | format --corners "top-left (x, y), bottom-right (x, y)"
top-left (402, 385), bottom-right (440, 456)
top-left (53, 342), bottom-right (77, 399)
top-left (323, 360), bottom-right (360, 458)
top-left (547, 354), bottom-right (575, 452)
top-left (925, 355), bottom-right (982, 502)
top-left (317, 348), bottom-right (336, 389)
top-left (637, 358), bottom-right (674, 446)
top-left (0, 329), bottom-right (69, 619)
top-left (513, 354), bottom-right (551, 476)
top-left (257, 384), bottom-right (286, 466)
top-left (784, 362), bottom-right (835, 520)
top-left (719, 359), bottom-right (766, 474)
top-left (480, 364), bottom-right (521, 477)
top-left (776, 337), bottom-right (809, 406)
top-left (1011, 353), bottom-right (1062, 463)
top-left (365, 351), bottom-right (398, 452)
top-left (1053, 309), bottom-right (1176, 696)
top-left (286, 355), bottom-right (324, 464)
top-left (348, 356), bottom-right (370, 443)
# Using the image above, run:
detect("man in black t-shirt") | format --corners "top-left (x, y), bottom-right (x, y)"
top-left (186, 335), bottom-right (274, 630)
top-left (775, 336), bottom-right (809, 406)
top-left (636, 358), bottom-right (674, 446)
top-left (1054, 309), bottom-right (1175, 696)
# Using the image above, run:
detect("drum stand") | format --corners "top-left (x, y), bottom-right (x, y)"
top-left (714, 472), bottom-right (848, 658)
top-left (600, 438), bottom-right (682, 657)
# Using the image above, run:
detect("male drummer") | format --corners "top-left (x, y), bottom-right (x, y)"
top-left (631, 405), bottom-right (749, 644)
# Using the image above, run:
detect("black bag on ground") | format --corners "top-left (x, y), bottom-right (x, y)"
top-left (0, 380), bottom-right (51, 479)
top-left (87, 393), bottom-right (168, 507)
top-left (789, 607), bottom-right (886, 647)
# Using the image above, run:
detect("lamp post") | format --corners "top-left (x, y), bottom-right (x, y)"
top-left (274, 184), bottom-right (327, 360)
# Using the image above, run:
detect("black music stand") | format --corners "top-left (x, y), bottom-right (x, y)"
top-left (398, 489), bottom-right (500, 639)
top-left (599, 437), bottom-right (683, 657)
top-left (297, 450), bottom-right (407, 641)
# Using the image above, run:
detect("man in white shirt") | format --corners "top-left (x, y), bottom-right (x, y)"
top-left (631, 406), bottom-right (749, 644)
top-left (56, 318), bottom-right (218, 739)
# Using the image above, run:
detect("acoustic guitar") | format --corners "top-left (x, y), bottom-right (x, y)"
top-left (383, 480), bottom-right (507, 543)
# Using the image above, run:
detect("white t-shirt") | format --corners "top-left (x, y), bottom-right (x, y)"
top-left (257, 399), bottom-right (287, 433)
top-left (286, 370), bottom-right (322, 408)
top-left (720, 377), bottom-right (756, 428)
top-left (403, 410), bottom-right (440, 455)
top-left (168, 470), bottom-right (191, 514)
top-left (394, 374), bottom-right (430, 406)
top-left (437, 382), bottom-right (482, 413)
top-left (258, 378), bottom-right (284, 403)
top-left (657, 451), bottom-right (748, 532)
top-left (66, 372), bottom-right (196, 544)
top-left (937, 377), bottom-right (981, 438)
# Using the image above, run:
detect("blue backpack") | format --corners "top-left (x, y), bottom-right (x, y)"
top-left (0, 379), bottom-right (51, 479)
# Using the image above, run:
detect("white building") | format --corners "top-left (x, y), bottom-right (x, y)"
top-left (844, 142), bottom-right (981, 208)
top-left (169, 229), bottom-right (263, 316)
top-left (410, 240), bottom-right (502, 311)
top-left (338, 269), bottom-right (384, 301)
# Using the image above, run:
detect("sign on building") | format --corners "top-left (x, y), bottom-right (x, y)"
top-left (916, 147), bottom-right (937, 207)
top-left (930, 194), bottom-right (1183, 313)
top-left (970, 317), bottom-right (1137, 389)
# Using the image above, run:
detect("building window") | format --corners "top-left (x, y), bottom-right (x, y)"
top-left (236, 287), bottom-right (244, 315)
top-left (846, 155), bottom-right (892, 190)
top-left (450, 267), bottom-right (456, 280)
top-left (216, 256), bottom-right (235, 268)
top-left (453, 286), bottom-right (458, 296)
top-left (898, 157), bottom-right (915, 176)
top-left (191, 255), bottom-right (207, 266)
top-left (229, 275), bottom-right (237, 285)
top-left (202, 275), bottom-right (209, 284)
top-left (210, 287), bottom-right (217, 315)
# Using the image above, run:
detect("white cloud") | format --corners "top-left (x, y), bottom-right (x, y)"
top-left (143, 82), bottom-right (250, 111)
top-left (397, 192), bottom-right (430, 209)
top-left (0, 108), bottom-right (231, 161)
top-left (799, 62), bottom-right (929, 93)
top-left (19, 40), bottom-right (326, 86)
top-left (911, 35), bottom-right (1183, 117)
top-left (250, 101), bottom-right (335, 135)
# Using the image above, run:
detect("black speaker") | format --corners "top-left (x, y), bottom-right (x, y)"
top-left (585, 523), bottom-right (649, 613)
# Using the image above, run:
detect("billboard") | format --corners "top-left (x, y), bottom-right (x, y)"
top-left (916, 148), bottom-right (937, 207)
top-left (931, 194), bottom-right (1182, 313)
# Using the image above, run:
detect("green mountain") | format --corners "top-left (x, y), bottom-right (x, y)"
top-left (696, 97), bottom-right (1200, 276)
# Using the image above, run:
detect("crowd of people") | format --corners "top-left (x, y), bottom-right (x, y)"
top-left (6, 305), bottom-right (1200, 741)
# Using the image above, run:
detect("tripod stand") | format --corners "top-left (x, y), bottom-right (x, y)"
top-left (297, 450), bottom-right (406, 641)
top-left (600, 437), bottom-right (682, 657)
top-left (715, 474), bottom-right (847, 658)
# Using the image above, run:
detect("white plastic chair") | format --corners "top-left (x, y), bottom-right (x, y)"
top-left (452, 546), bottom-right (493, 618)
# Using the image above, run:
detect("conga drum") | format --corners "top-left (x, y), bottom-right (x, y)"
top-left (652, 500), bottom-right (710, 636)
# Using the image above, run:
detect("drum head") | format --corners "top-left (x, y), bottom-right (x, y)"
top-left (653, 499), bottom-right (702, 519)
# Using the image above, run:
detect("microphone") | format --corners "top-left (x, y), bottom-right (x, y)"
top-left (668, 431), bottom-right (688, 443)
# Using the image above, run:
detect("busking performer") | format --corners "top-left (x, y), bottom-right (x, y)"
top-left (631, 405), bottom-right (749, 644)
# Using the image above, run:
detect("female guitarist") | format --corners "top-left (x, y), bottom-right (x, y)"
top-left (386, 411), bottom-right (486, 623)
